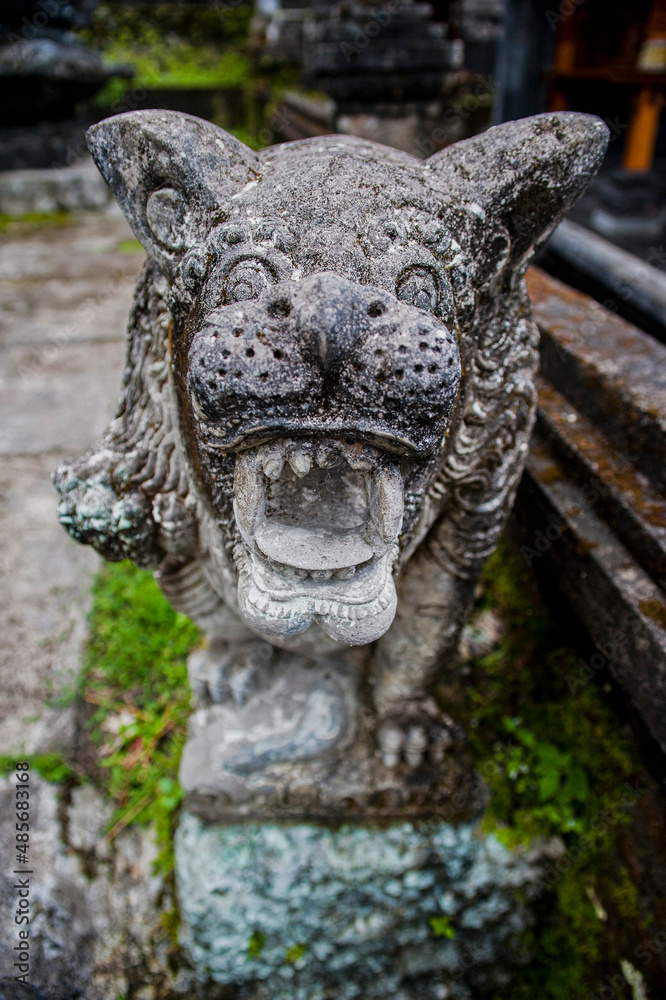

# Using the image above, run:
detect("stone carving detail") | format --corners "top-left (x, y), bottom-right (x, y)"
top-left (54, 110), bottom-right (607, 816)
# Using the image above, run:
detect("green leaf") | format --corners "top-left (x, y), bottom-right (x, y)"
top-left (565, 766), bottom-right (589, 803)
top-left (537, 768), bottom-right (561, 802)
top-left (429, 915), bottom-right (456, 939)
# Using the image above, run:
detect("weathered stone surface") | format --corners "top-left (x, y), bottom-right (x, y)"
top-left (535, 378), bottom-right (666, 591)
top-left (53, 110), bottom-right (607, 813)
top-left (0, 210), bottom-right (141, 755)
top-left (515, 431), bottom-right (666, 752)
top-left (529, 267), bottom-right (666, 494)
top-left (0, 159), bottom-right (112, 215)
top-left (176, 811), bottom-right (556, 999)
top-left (513, 268), bottom-right (666, 753)
top-left (0, 775), bottom-right (169, 1000)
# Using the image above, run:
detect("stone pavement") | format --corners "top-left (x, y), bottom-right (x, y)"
top-left (0, 207), bottom-right (144, 756)
top-left (0, 210), bottom-right (200, 1000)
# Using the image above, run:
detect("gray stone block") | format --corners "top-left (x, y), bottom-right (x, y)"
top-left (175, 812), bottom-right (552, 999)
top-left (0, 159), bottom-right (112, 216)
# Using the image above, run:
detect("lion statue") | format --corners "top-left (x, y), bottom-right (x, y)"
top-left (54, 109), bottom-right (606, 816)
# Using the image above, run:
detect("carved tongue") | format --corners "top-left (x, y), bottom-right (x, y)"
top-left (254, 522), bottom-right (373, 571)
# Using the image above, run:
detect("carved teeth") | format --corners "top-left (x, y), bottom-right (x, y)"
top-left (339, 442), bottom-right (375, 471)
top-left (315, 442), bottom-right (339, 468)
top-left (256, 441), bottom-right (286, 481)
top-left (369, 464), bottom-right (404, 543)
top-left (378, 721), bottom-right (404, 768)
top-left (309, 569), bottom-right (332, 580)
top-left (405, 725), bottom-right (428, 768)
top-left (250, 437), bottom-right (387, 478)
top-left (335, 566), bottom-right (356, 579)
top-left (234, 451), bottom-right (264, 532)
top-left (288, 443), bottom-right (312, 477)
top-left (283, 565), bottom-right (309, 579)
top-left (264, 458), bottom-right (284, 480)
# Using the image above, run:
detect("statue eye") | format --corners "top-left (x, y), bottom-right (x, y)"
top-left (224, 260), bottom-right (275, 303)
top-left (396, 267), bottom-right (439, 312)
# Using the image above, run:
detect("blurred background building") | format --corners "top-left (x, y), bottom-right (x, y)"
top-left (2, 0), bottom-right (664, 253)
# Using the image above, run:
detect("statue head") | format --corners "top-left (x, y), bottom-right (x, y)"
top-left (59, 110), bottom-right (607, 648)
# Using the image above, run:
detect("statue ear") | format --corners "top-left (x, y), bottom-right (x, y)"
top-left (425, 112), bottom-right (609, 280)
top-left (86, 110), bottom-right (260, 275)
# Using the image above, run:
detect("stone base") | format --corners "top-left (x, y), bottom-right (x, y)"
top-left (175, 813), bottom-right (552, 999)
top-left (180, 648), bottom-right (477, 825)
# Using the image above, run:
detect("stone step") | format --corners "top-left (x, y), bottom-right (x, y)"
top-left (519, 267), bottom-right (666, 756)
top-left (514, 430), bottom-right (666, 754)
top-left (526, 267), bottom-right (666, 495)
top-left (535, 377), bottom-right (666, 591)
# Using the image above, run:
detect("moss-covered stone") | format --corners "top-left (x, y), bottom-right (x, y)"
top-left (458, 537), bottom-right (654, 999)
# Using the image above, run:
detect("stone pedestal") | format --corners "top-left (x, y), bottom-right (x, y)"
top-left (175, 813), bottom-right (549, 999)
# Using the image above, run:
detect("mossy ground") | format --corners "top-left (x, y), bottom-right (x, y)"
top-left (80, 561), bottom-right (200, 882)
top-left (86, 3), bottom-right (253, 98)
top-left (0, 211), bottom-right (72, 236)
top-left (458, 537), bottom-right (656, 999)
top-left (82, 3), bottom-right (303, 151)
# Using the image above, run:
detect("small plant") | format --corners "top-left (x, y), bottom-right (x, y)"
top-left (285, 942), bottom-right (307, 965)
top-left (0, 753), bottom-right (79, 783)
top-left (429, 915), bottom-right (456, 940)
top-left (247, 930), bottom-right (266, 960)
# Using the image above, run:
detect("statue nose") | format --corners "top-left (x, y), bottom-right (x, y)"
top-left (293, 273), bottom-right (378, 373)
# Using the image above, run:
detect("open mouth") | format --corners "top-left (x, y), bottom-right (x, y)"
top-left (232, 436), bottom-right (404, 644)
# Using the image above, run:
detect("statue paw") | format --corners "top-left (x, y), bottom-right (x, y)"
top-left (376, 702), bottom-right (455, 769)
top-left (188, 638), bottom-right (275, 706)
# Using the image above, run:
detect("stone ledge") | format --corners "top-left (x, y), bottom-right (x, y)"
top-left (515, 432), bottom-right (666, 753)
top-left (0, 159), bottom-right (111, 216)
top-left (535, 377), bottom-right (666, 591)
top-left (522, 267), bottom-right (666, 754)
top-left (527, 267), bottom-right (666, 494)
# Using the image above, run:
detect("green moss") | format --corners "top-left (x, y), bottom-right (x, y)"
top-left (0, 753), bottom-right (80, 784)
top-left (88, 13), bottom-right (252, 101)
top-left (86, 3), bottom-right (252, 51)
top-left (0, 211), bottom-right (71, 235)
top-left (285, 942), bottom-right (307, 965)
top-left (247, 930), bottom-right (266, 960)
top-left (116, 238), bottom-right (144, 254)
top-left (459, 539), bottom-right (646, 999)
top-left (80, 561), bottom-right (200, 884)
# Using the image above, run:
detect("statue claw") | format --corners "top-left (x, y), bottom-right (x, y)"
top-left (377, 706), bottom-right (454, 770)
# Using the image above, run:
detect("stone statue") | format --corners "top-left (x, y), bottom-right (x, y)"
top-left (54, 110), bottom-right (607, 821)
